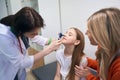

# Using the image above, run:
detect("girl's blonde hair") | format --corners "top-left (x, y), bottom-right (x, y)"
top-left (66, 27), bottom-right (85, 80)
top-left (87, 8), bottom-right (120, 80)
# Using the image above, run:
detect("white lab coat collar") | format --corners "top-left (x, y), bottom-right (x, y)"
top-left (0, 23), bottom-right (16, 38)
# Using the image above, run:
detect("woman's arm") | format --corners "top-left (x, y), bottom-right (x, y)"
top-left (74, 57), bottom-right (99, 80)
top-left (75, 65), bottom-right (98, 80)
top-left (54, 62), bottom-right (61, 80)
top-left (87, 57), bottom-right (98, 70)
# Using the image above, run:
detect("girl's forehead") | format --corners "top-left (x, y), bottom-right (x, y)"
top-left (67, 28), bottom-right (76, 33)
top-left (67, 28), bottom-right (74, 31)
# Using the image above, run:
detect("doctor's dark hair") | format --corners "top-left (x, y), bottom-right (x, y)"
top-left (0, 7), bottom-right (44, 36)
top-left (0, 15), bottom-right (14, 26)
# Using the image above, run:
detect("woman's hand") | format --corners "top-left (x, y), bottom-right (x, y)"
top-left (75, 65), bottom-right (90, 77)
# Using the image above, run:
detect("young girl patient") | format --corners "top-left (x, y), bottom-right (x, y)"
top-left (54, 27), bottom-right (88, 80)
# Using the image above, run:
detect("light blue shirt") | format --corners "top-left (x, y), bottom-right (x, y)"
top-left (0, 23), bottom-right (34, 80)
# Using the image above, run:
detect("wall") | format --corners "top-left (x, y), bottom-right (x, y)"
top-left (21, 0), bottom-right (39, 12)
top-left (7, 0), bottom-right (22, 14)
top-left (0, 0), bottom-right (22, 19)
top-left (38, 0), bottom-right (120, 64)
top-left (0, 0), bottom-right (8, 19)
top-left (0, 0), bottom-right (39, 19)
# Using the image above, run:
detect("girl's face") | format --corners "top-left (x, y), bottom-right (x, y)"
top-left (85, 30), bottom-right (97, 45)
top-left (62, 28), bottom-right (80, 46)
top-left (24, 27), bottom-right (41, 38)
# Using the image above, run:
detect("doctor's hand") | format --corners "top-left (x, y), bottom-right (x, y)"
top-left (34, 39), bottom-right (62, 64)
top-left (75, 65), bottom-right (90, 77)
top-left (47, 39), bottom-right (62, 51)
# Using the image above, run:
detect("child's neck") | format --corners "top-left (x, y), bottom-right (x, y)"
top-left (64, 45), bottom-right (74, 57)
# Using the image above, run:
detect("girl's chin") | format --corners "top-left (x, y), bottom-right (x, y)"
top-left (62, 42), bottom-right (69, 45)
top-left (61, 40), bottom-right (66, 44)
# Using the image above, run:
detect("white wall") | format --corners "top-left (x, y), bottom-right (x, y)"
top-left (21, 0), bottom-right (39, 12)
top-left (38, 0), bottom-right (120, 64)
top-left (0, 0), bottom-right (8, 19)
top-left (7, 0), bottom-right (22, 14)
top-left (0, 0), bottom-right (38, 18)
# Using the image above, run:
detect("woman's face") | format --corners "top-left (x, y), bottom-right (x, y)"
top-left (62, 28), bottom-right (79, 45)
top-left (24, 28), bottom-right (41, 38)
top-left (85, 30), bottom-right (97, 45)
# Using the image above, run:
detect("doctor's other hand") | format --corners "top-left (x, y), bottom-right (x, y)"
top-left (75, 65), bottom-right (90, 77)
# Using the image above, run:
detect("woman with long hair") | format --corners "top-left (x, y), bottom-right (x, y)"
top-left (75, 7), bottom-right (120, 80)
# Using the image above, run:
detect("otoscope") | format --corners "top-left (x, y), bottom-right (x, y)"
top-left (58, 32), bottom-right (64, 39)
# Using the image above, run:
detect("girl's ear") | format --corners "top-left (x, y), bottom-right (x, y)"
top-left (74, 40), bottom-right (80, 45)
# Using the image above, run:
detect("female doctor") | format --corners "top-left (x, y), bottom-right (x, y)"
top-left (0, 7), bottom-right (62, 80)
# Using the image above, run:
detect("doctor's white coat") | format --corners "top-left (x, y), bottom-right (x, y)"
top-left (0, 23), bottom-right (48, 80)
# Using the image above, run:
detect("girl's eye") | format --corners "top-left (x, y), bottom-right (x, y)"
top-left (68, 34), bottom-right (72, 36)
